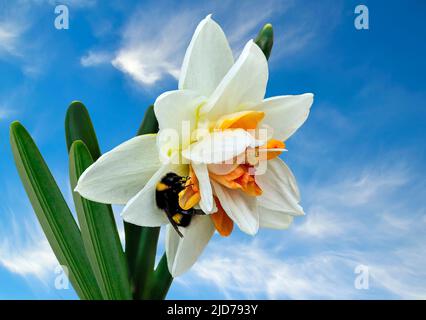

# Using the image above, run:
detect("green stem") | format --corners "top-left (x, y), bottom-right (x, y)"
top-left (134, 227), bottom-right (160, 299)
top-left (141, 254), bottom-right (173, 300)
top-left (124, 105), bottom-right (162, 298)
top-left (124, 222), bottom-right (142, 285)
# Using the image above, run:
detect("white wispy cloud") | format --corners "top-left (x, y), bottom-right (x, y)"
top-left (80, 51), bottom-right (112, 67)
top-left (293, 206), bottom-right (346, 238)
top-left (0, 2), bottom-right (47, 77)
top-left (82, 0), bottom-right (339, 87)
top-left (0, 26), bottom-right (19, 55)
top-left (111, 6), bottom-right (188, 85)
top-left (0, 238), bottom-right (57, 280)
top-left (308, 164), bottom-right (409, 208)
top-left (275, 1), bottom-right (343, 60)
top-left (0, 17), bottom-right (27, 57)
top-left (0, 212), bottom-right (58, 282)
top-left (368, 245), bottom-right (426, 300)
top-left (109, 6), bottom-right (208, 86)
top-left (188, 242), bottom-right (357, 299)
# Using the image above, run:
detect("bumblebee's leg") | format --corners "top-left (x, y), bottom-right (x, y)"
top-left (168, 217), bottom-right (184, 238)
top-left (179, 207), bottom-right (205, 216)
top-left (192, 209), bottom-right (206, 215)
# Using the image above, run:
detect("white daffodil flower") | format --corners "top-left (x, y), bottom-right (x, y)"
top-left (75, 14), bottom-right (314, 277)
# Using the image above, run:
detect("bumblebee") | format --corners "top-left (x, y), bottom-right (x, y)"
top-left (155, 172), bottom-right (200, 237)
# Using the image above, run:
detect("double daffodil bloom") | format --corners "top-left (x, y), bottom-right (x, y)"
top-left (75, 15), bottom-right (314, 276)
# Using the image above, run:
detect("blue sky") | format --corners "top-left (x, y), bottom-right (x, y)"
top-left (0, 0), bottom-right (425, 299)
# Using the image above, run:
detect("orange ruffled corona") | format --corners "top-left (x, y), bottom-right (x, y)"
top-left (210, 165), bottom-right (262, 196)
top-left (179, 111), bottom-right (286, 237)
top-left (211, 197), bottom-right (233, 237)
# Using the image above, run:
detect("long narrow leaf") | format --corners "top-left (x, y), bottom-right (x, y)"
top-left (65, 101), bottom-right (101, 160)
top-left (9, 121), bottom-right (102, 300)
top-left (69, 141), bottom-right (132, 300)
top-left (65, 102), bottom-right (131, 299)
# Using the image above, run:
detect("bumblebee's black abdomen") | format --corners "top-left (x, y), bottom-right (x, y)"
top-left (179, 215), bottom-right (191, 227)
top-left (172, 213), bottom-right (192, 227)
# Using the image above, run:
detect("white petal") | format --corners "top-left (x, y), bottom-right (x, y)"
top-left (154, 90), bottom-right (204, 161)
top-left (75, 134), bottom-right (160, 205)
top-left (179, 14), bottom-right (234, 97)
top-left (259, 207), bottom-right (294, 229)
top-left (256, 158), bottom-right (304, 216)
top-left (182, 129), bottom-right (263, 164)
top-left (166, 224), bottom-right (179, 273)
top-left (212, 181), bottom-right (259, 235)
top-left (201, 40), bottom-right (268, 120)
top-left (121, 163), bottom-right (187, 227)
top-left (191, 162), bottom-right (215, 213)
top-left (257, 93), bottom-right (314, 141)
top-left (154, 90), bottom-right (203, 131)
top-left (166, 215), bottom-right (215, 277)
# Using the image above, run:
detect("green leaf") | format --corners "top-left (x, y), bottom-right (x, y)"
top-left (254, 23), bottom-right (274, 60)
top-left (9, 121), bottom-right (102, 300)
top-left (65, 101), bottom-right (130, 299)
top-left (65, 101), bottom-right (102, 160)
top-left (69, 140), bottom-right (132, 300)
